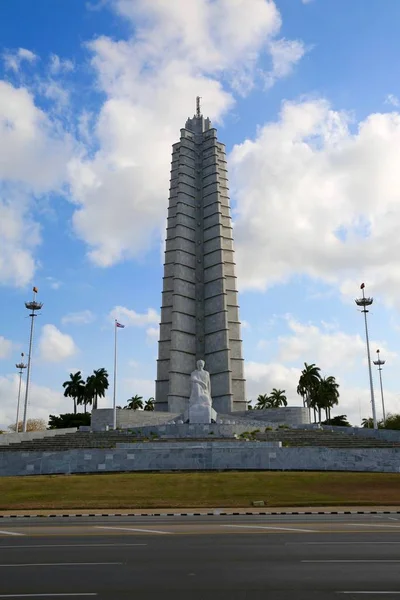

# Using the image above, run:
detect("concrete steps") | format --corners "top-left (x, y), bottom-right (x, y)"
top-left (1, 428), bottom-right (399, 452)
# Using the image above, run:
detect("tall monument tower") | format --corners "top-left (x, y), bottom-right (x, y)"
top-left (155, 99), bottom-right (246, 414)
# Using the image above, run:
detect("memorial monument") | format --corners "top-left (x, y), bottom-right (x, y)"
top-left (184, 360), bottom-right (217, 424)
top-left (155, 98), bottom-right (246, 416)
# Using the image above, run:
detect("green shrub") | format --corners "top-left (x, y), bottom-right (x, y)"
top-left (384, 414), bottom-right (400, 430)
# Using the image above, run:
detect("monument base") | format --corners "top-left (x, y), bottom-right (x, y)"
top-left (183, 405), bottom-right (217, 424)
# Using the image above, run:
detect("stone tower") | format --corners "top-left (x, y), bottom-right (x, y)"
top-left (155, 100), bottom-right (246, 414)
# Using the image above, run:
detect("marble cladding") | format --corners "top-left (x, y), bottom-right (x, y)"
top-left (0, 428), bottom-right (77, 446)
top-left (1, 443), bottom-right (399, 476)
top-left (90, 408), bottom-right (306, 432)
top-left (155, 113), bottom-right (246, 414)
top-left (234, 408), bottom-right (310, 425)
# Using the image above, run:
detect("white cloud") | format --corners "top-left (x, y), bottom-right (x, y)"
top-left (38, 324), bottom-right (78, 362)
top-left (247, 316), bottom-right (399, 424)
top-left (109, 306), bottom-right (160, 327)
top-left (49, 54), bottom-right (74, 75)
top-left (385, 93), bottom-right (399, 108)
top-left (146, 326), bottom-right (159, 343)
top-left (0, 336), bottom-right (13, 359)
top-left (277, 317), bottom-right (397, 371)
top-left (0, 374), bottom-right (68, 430)
top-left (3, 48), bottom-right (38, 72)
top-left (231, 99), bottom-right (400, 307)
top-left (0, 194), bottom-right (40, 287)
top-left (61, 310), bottom-right (96, 325)
top-left (46, 276), bottom-right (63, 290)
top-left (67, 0), bottom-right (304, 267)
top-left (122, 377), bottom-right (155, 400)
top-left (266, 38), bottom-right (306, 87)
top-left (0, 81), bottom-right (75, 287)
top-left (245, 361), bottom-right (301, 403)
top-left (245, 357), bottom-right (400, 425)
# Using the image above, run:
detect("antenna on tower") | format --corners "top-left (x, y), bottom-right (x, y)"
top-left (196, 96), bottom-right (201, 118)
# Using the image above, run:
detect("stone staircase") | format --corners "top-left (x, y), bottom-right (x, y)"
top-left (0, 427), bottom-right (399, 451)
top-left (255, 429), bottom-right (400, 448)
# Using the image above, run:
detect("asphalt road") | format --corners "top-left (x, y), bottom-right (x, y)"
top-left (0, 514), bottom-right (400, 599)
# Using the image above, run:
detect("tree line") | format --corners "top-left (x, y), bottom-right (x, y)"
top-left (249, 362), bottom-right (340, 424)
top-left (62, 370), bottom-right (154, 413)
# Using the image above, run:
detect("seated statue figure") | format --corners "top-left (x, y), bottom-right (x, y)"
top-left (188, 360), bottom-right (213, 424)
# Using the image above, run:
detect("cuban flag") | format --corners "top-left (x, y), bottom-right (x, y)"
top-left (116, 321), bottom-right (125, 328)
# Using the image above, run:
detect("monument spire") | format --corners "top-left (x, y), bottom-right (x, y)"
top-left (196, 96), bottom-right (201, 118)
top-left (155, 105), bottom-right (246, 414)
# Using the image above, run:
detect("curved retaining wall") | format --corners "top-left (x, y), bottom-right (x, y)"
top-left (0, 428), bottom-right (77, 446)
top-left (233, 407), bottom-right (309, 425)
top-left (0, 442), bottom-right (399, 476)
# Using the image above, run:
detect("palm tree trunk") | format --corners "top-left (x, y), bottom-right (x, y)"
top-left (74, 398), bottom-right (76, 415)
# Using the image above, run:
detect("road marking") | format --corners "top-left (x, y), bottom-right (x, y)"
top-left (303, 560), bottom-right (400, 563)
top-left (288, 542), bottom-right (400, 545)
top-left (347, 524), bottom-right (400, 529)
top-left (337, 593), bottom-right (400, 595)
top-left (0, 544), bottom-right (146, 549)
top-left (221, 524), bottom-right (318, 533)
top-left (0, 531), bottom-right (25, 537)
top-left (0, 562), bottom-right (122, 567)
top-left (95, 526), bottom-right (172, 535)
top-left (0, 595), bottom-right (98, 598)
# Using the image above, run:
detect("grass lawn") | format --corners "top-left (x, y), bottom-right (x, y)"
top-left (0, 471), bottom-right (399, 510)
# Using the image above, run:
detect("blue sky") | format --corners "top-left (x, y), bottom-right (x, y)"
top-left (1, 0), bottom-right (400, 429)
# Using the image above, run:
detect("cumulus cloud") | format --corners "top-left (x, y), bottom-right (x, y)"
top-left (0, 336), bottom-right (13, 359)
top-left (231, 98), bottom-right (400, 307)
top-left (0, 374), bottom-right (67, 430)
top-left (38, 324), bottom-right (78, 362)
top-left (122, 377), bottom-right (155, 400)
top-left (246, 361), bottom-right (301, 402)
top-left (265, 38), bottom-right (306, 87)
top-left (385, 93), bottom-right (399, 107)
top-left (49, 54), bottom-right (74, 74)
top-left (146, 326), bottom-right (159, 343)
top-left (0, 81), bottom-right (75, 287)
top-left (3, 47), bottom-right (38, 72)
top-left (62, 310), bottom-right (96, 325)
top-left (246, 315), bottom-right (398, 424)
top-left (67, 0), bottom-right (304, 267)
top-left (276, 317), bottom-right (397, 371)
top-left (109, 306), bottom-right (160, 327)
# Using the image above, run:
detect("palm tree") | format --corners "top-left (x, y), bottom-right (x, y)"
top-left (85, 368), bottom-right (109, 410)
top-left (62, 371), bottom-right (86, 415)
top-left (269, 388), bottom-right (288, 408)
top-left (255, 394), bottom-right (269, 409)
top-left (323, 376), bottom-right (339, 421)
top-left (297, 363), bottom-right (321, 422)
top-left (126, 395), bottom-right (144, 410)
top-left (310, 376), bottom-right (338, 423)
top-left (144, 397), bottom-right (155, 411)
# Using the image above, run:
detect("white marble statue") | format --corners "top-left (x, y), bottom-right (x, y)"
top-left (189, 360), bottom-right (211, 406)
top-left (187, 360), bottom-right (215, 424)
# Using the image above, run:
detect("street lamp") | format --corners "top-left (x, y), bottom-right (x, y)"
top-left (15, 353), bottom-right (27, 433)
top-left (373, 348), bottom-right (386, 426)
top-left (22, 287), bottom-right (43, 433)
top-left (355, 283), bottom-right (377, 429)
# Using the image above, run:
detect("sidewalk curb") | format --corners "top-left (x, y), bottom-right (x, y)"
top-left (1, 510), bottom-right (400, 519)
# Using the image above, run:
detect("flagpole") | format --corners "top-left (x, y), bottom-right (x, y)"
top-left (113, 319), bottom-right (117, 430)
